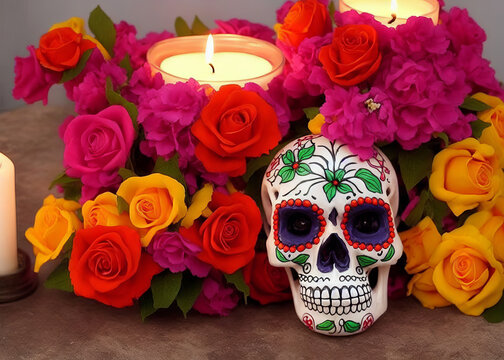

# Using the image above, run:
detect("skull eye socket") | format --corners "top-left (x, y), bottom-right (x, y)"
top-left (273, 199), bottom-right (325, 252)
top-left (342, 197), bottom-right (395, 252)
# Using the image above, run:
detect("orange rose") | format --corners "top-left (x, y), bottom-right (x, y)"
top-left (36, 27), bottom-right (96, 71)
top-left (407, 268), bottom-right (451, 309)
top-left (191, 85), bottom-right (281, 177)
top-left (399, 217), bottom-right (442, 274)
top-left (465, 210), bottom-right (504, 263)
top-left (277, 0), bottom-right (332, 48)
top-left (472, 93), bottom-right (504, 166)
top-left (82, 192), bottom-right (132, 228)
top-left (429, 138), bottom-right (502, 216)
top-left (180, 191), bottom-right (262, 274)
top-left (319, 24), bottom-right (382, 86)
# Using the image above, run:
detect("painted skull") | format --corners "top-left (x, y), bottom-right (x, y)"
top-left (261, 135), bottom-right (403, 336)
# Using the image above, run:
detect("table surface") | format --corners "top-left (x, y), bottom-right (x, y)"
top-left (1, 104), bottom-right (503, 360)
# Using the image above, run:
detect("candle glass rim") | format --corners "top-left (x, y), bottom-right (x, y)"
top-left (339, 0), bottom-right (440, 21)
top-left (147, 34), bottom-right (285, 86)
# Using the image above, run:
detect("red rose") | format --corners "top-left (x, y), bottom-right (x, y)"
top-left (318, 24), bottom-right (382, 86)
top-left (180, 191), bottom-right (262, 274)
top-left (277, 0), bottom-right (332, 48)
top-left (69, 226), bottom-right (162, 308)
top-left (242, 252), bottom-right (292, 305)
top-left (36, 27), bottom-right (96, 72)
top-left (191, 85), bottom-right (281, 177)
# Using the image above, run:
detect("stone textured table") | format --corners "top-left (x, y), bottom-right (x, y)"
top-left (1, 104), bottom-right (503, 360)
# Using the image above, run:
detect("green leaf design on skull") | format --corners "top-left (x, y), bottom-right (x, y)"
top-left (323, 182), bottom-right (338, 202)
top-left (336, 183), bottom-right (353, 194)
top-left (298, 144), bottom-right (315, 161)
top-left (278, 166), bottom-right (295, 183)
top-left (296, 163), bottom-right (311, 176)
top-left (355, 168), bottom-right (382, 193)
top-left (316, 320), bottom-right (335, 331)
top-left (292, 254), bottom-right (309, 265)
top-left (357, 255), bottom-right (378, 267)
top-left (343, 320), bottom-right (361, 333)
top-left (282, 150), bottom-right (295, 166)
top-left (276, 247), bottom-right (289, 262)
top-left (382, 245), bottom-right (395, 262)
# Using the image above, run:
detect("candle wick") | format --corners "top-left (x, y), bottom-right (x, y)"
top-left (209, 63), bottom-right (215, 73)
top-left (388, 13), bottom-right (397, 24)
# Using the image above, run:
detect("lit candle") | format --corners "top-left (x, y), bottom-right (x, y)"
top-left (147, 34), bottom-right (285, 90)
top-left (0, 153), bottom-right (18, 276)
top-left (339, 0), bottom-right (439, 27)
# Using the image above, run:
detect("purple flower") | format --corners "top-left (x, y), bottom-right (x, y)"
top-left (62, 105), bottom-right (136, 202)
top-left (193, 271), bottom-right (239, 316)
top-left (137, 79), bottom-right (208, 162)
top-left (441, 7), bottom-right (486, 53)
top-left (321, 86), bottom-right (396, 159)
top-left (72, 61), bottom-right (127, 115)
top-left (213, 19), bottom-right (275, 43)
top-left (147, 232), bottom-right (211, 277)
top-left (122, 63), bottom-right (165, 104)
top-left (12, 46), bottom-right (60, 105)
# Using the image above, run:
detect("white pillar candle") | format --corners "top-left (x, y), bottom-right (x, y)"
top-left (339, 0), bottom-right (439, 27)
top-left (0, 153), bottom-right (18, 276)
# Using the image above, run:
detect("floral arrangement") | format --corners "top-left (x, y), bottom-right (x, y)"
top-left (13, 0), bottom-right (504, 322)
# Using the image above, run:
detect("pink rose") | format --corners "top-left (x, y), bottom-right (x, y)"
top-left (12, 46), bottom-right (61, 105)
top-left (62, 106), bottom-right (136, 200)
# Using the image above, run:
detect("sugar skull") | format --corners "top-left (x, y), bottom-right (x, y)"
top-left (261, 135), bottom-right (403, 335)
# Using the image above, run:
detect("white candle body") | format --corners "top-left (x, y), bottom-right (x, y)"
top-left (340, 0), bottom-right (439, 27)
top-left (160, 52), bottom-right (273, 89)
top-left (0, 153), bottom-right (18, 275)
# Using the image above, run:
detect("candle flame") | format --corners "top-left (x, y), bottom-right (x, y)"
top-left (391, 0), bottom-right (398, 14)
top-left (205, 34), bottom-right (214, 64)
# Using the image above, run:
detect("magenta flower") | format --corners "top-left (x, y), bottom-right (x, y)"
top-left (62, 105), bottom-right (136, 202)
top-left (63, 48), bottom-right (106, 101)
top-left (12, 46), bottom-right (61, 105)
top-left (122, 63), bottom-right (165, 104)
top-left (441, 7), bottom-right (486, 52)
top-left (137, 79), bottom-right (207, 162)
top-left (147, 232), bottom-right (211, 277)
top-left (193, 271), bottom-right (239, 316)
top-left (213, 18), bottom-right (275, 43)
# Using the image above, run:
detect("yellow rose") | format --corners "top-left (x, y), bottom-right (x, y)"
top-left (82, 192), bottom-right (132, 228)
top-left (25, 195), bottom-right (82, 272)
top-left (472, 93), bottom-right (504, 167)
top-left (399, 217), bottom-right (442, 274)
top-left (181, 183), bottom-right (213, 229)
top-left (49, 17), bottom-right (111, 60)
top-left (407, 268), bottom-right (451, 309)
top-left (429, 138), bottom-right (502, 216)
top-left (116, 173), bottom-right (187, 246)
top-left (430, 225), bottom-right (504, 315)
top-left (465, 210), bottom-right (504, 263)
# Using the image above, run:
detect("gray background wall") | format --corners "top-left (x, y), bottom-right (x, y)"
top-left (1, 0), bottom-right (502, 111)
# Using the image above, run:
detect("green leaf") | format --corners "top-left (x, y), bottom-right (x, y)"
top-left (292, 254), bottom-right (310, 265)
top-left (116, 195), bottom-right (129, 214)
top-left (176, 276), bottom-right (204, 318)
top-left (316, 320), bottom-right (335, 331)
top-left (151, 272), bottom-right (183, 309)
top-left (175, 17), bottom-right (192, 36)
top-left (296, 163), bottom-right (311, 176)
top-left (323, 182), bottom-right (337, 202)
top-left (303, 107), bottom-right (320, 120)
top-left (276, 247), bottom-right (289, 262)
top-left (483, 293), bottom-right (504, 323)
top-left (61, 233), bottom-right (75, 259)
top-left (278, 166), bottom-right (295, 183)
top-left (355, 168), bottom-right (382, 194)
top-left (434, 132), bottom-right (450, 147)
top-left (357, 255), bottom-right (378, 267)
top-left (404, 190), bottom-right (429, 227)
top-left (49, 172), bottom-right (80, 190)
top-left (153, 154), bottom-right (187, 190)
top-left (105, 77), bottom-right (139, 132)
top-left (244, 167), bottom-right (266, 221)
top-left (298, 144), bottom-right (315, 161)
top-left (343, 320), bottom-right (361, 333)
top-left (328, 1), bottom-right (336, 24)
top-left (337, 183), bottom-right (353, 194)
top-left (191, 16), bottom-right (209, 35)
top-left (382, 245), bottom-right (395, 262)
top-left (470, 119), bottom-right (492, 139)
top-left (424, 194), bottom-right (450, 233)
top-left (398, 146), bottom-right (434, 191)
top-left (60, 49), bottom-right (93, 83)
top-left (44, 258), bottom-right (73, 292)
top-left (282, 150), bottom-right (295, 166)
top-left (243, 140), bottom-right (289, 182)
top-left (334, 169), bottom-right (345, 182)
top-left (139, 290), bottom-right (157, 322)
top-left (119, 54), bottom-right (133, 79)
top-left (118, 167), bottom-right (137, 180)
top-left (88, 5), bottom-right (116, 57)
top-left (325, 169), bottom-right (335, 182)
top-left (224, 270), bottom-right (250, 303)
top-left (460, 96), bottom-right (493, 112)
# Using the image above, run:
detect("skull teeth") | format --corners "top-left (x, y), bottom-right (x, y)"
top-left (300, 285), bottom-right (372, 315)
